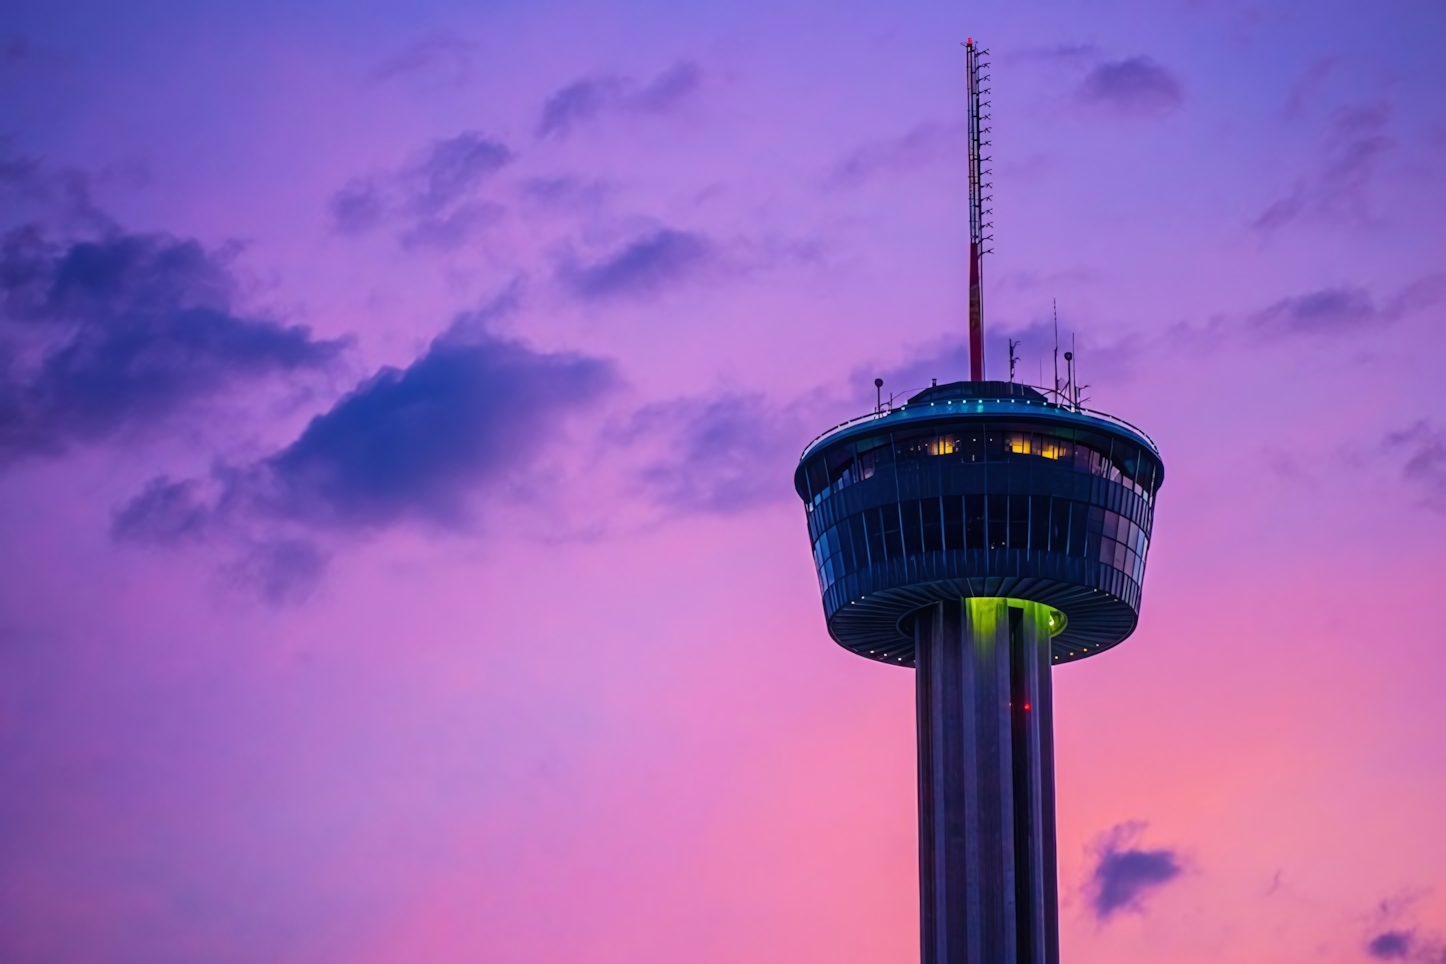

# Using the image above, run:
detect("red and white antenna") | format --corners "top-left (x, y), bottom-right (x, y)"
top-left (964, 38), bottom-right (993, 381)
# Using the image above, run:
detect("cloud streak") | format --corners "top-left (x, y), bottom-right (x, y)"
top-left (558, 228), bottom-right (716, 301)
top-left (1254, 104), bottom-right (1393, 233)
top-left (328, 131), bottom-right (514, 250)
top-left (536, 61), bottom-right (701, 139)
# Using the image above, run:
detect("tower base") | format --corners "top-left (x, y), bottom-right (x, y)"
top-left (915, 598), bottom-right (1061, 964)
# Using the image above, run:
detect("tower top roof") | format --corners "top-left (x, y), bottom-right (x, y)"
top-left (909, 380), bottom-right (1046, 405)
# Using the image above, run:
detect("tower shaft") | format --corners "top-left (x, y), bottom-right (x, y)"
top-left (915, 598), bottom-right (1060, 964)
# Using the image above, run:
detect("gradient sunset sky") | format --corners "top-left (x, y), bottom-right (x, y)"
top-left (2, 1), bottom-right (1444, 961)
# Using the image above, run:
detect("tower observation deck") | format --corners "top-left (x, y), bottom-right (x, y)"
top-left (791, 38), bottom-right (1164, 964)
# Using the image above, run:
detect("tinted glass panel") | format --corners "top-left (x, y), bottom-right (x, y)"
top-left (806, 457), bottom-right (828, 501)
top-left (988, 494), bottom-right (1008, 550)
top-left (922, 497), bottom-right (943, 552)
top-left (849, 514), bottom-right (869, 568)
top-left (901, 500), bottom-right (922, 555)
top-left (865, 508), bottom-right (886, 563)
top-left (1009, 495), bottom-right (1029, 549)
top-left (882, 505), bottom-right (903, 559)
top-left (965, 495), bottom-right (986, 549)
top-left (1029, 495), bottom-right (1050, 551)
top-left (1068, 502), bottom-right (1088, 557)
top-left (1049, 498), bottom-right (1069, 554)
top-left (895, 431), bottom-right (934, 461)
top-left (943, 495), bottom-right (964, 550)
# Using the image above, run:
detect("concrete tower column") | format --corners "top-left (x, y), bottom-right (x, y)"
top-left (915, 598), bottom-right (1061, 964)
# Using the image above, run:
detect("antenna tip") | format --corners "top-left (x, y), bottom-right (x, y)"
top-left (874, 378), bottom-right (884, 388)
top-left (1064, 351), bottom-right (1073, 361)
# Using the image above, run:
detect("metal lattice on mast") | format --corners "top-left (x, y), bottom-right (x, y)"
top-left (965, 38), bottom-right (993, 381)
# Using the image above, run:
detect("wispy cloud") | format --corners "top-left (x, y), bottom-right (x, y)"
top-left (536, 61), bottom-right (702, 139)
top-left (327, 131), bottom-right (514, 250)
top-left (367, 32), bottom-right (474, 86)
top-left (825, 121), bottom-right (964, 189)
top-left (1385, 422), bottom-right (1446, 512)
top-left (1254, 103), bottom-right (1393, 233)
top-left (616, 392), bottom-right (806, 515)
top-left (1085, 822), bottom-right (1183, 920)
top-left (1076, 57), bottom-right (1185, 116)
top-left (557, 228), bottom-right (716, 301)
top-left (1249, 275), bottom-right (1446, 338)
top-left (0, 226), bottom-right (344, 464)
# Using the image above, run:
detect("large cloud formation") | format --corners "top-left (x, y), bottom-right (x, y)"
top-left (115, 293), bottom-right (617, 540)
top-left (0, 227), bottom-right (344, 463)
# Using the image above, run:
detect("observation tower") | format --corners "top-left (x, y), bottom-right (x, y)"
top-left (792, 40), bottom-right (1164, 964)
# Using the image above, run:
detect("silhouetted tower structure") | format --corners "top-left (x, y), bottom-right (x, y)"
top-left (793, 40), bottom-right (1164, 964)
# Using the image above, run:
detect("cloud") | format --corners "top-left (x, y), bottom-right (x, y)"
top-left (558, 228), bottom-right (715, 301)
top-left (0, 146), bottom-right (110, 232)
top-left (327, 132), bottom-right (514, 249)
top-left (1252, 286), bottom-right (1378, 335)
top-left (1385, 422), bottom-right (1446, 511)
top-left (368, 32), bottom-right (474, 86)
top-left (1254, 103), bottom-right (1392, 232)
top-left (1076, 57), bottom-right (1184, 116)
top-left (536, 61), bottom-right (702, 139)
top-left (618, 392), bottom-right (805, 515)
top-left (115, 288), bottom-right (617, 548)
top-left (1368, 931), bottom-right (1415, 960)
top-left (1249, 275), bottom-right (1445, 338)
top-left (0, 227), bottom-right (344, 463)
top-left (826, 121), bottom-right (965, 189)
top-left (1085, 822), bottom-right (1183, 920)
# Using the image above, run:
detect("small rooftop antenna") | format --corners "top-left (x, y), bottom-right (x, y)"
top-left (1007, 338), bottom-right (1019, 384)
top-left (874, 377), bottom-right (884, 415)
top-left (964, 38), bottom-right (993, 381)
top-left (1052, 299), bottom-right (1061, 405)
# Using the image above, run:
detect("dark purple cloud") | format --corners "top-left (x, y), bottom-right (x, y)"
top-left (559, 228), bottom-right (714, 301)
top-left (1254, 104), bottom-right (1392, 232)
top-left (1085, 823), bottom-right (1183, 920)
top-left (536, 61), bottom-right (701, 138)
top-left (1367, 930), bottom-right (1414, 960)
top-left (826, 121), bottom-right (964, 188)
top-left (0, 227), bottom-right (344, 463)
top-left (115, 288), bottom-right (618, 545)
top-left (1077, 57), bottom-right (1184, 116)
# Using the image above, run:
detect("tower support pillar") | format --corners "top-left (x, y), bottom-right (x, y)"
top-left (915, 597), bottom-right (1060, 964)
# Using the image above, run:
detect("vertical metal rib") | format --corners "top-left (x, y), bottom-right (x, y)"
top-left (915, 598), bottom-right (1060, 964)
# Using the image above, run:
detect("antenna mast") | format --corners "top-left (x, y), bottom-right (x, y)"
top-left (965, 38), bottom-right (993, 382)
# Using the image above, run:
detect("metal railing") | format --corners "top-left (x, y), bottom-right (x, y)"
top-left (799, 396), bottom-right (1159, 461)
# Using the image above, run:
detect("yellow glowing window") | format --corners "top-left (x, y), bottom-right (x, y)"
top-left (1007, 433), bottom-right (1031, 455)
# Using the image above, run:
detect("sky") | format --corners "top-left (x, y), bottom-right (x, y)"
top-left (1, 0), bottom-right (1444, 961)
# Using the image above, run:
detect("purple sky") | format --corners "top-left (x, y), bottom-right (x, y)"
top-left (2, 1), bottom-right (1444, 961)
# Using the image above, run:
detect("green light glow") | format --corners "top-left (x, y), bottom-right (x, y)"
top-left (966, 597), bottom-right (1067, 637)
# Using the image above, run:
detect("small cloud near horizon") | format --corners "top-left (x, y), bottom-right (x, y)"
top-left (1084, 822), bottom-right (1183, 920)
